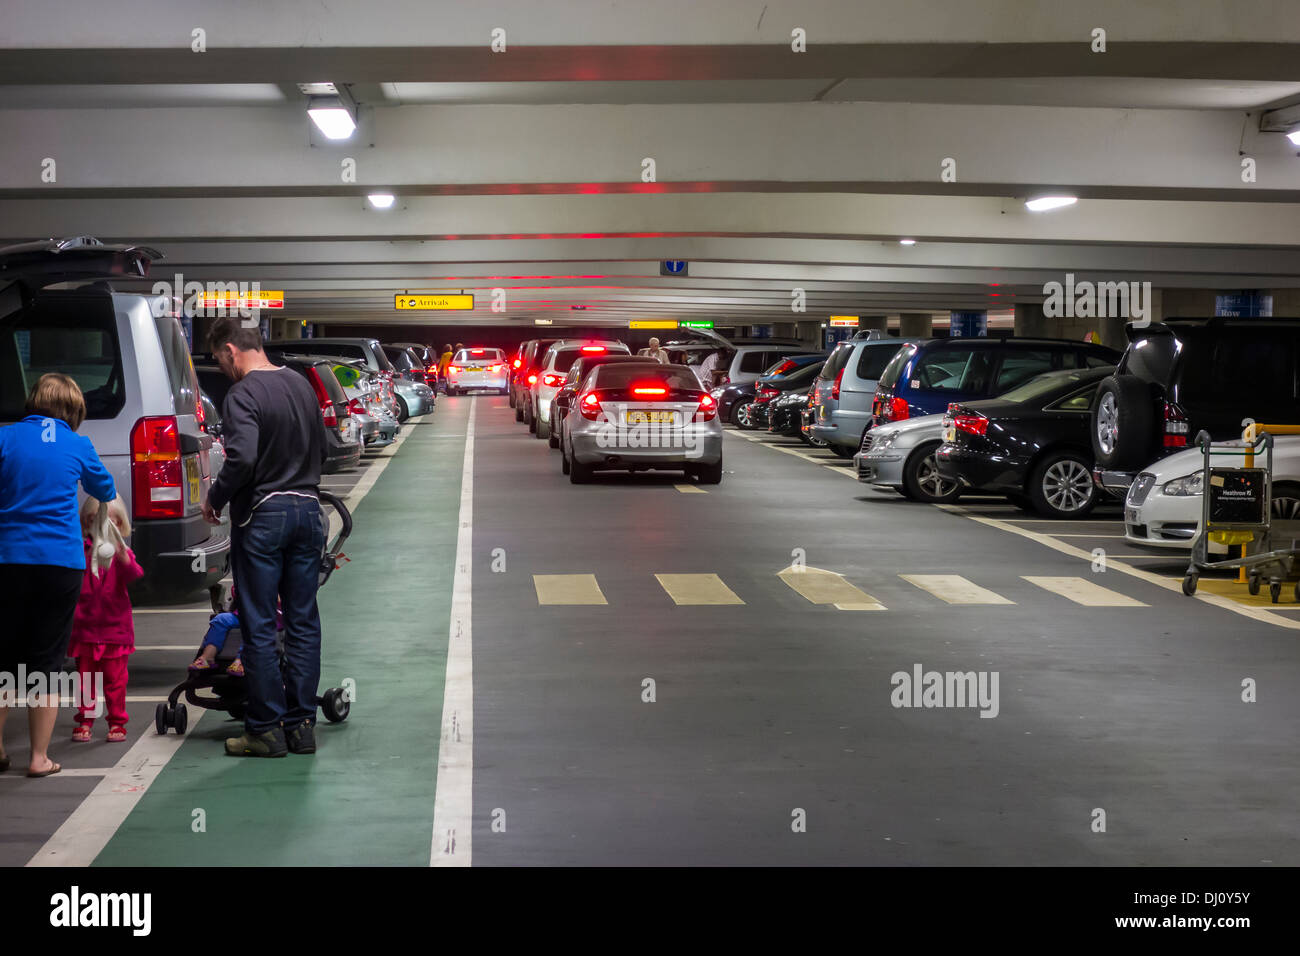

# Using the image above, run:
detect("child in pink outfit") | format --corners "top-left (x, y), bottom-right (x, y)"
top-left (68, 498), bottom-right (143, 742)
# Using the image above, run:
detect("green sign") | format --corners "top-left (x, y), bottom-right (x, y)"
top-left (680, 320), bottom-right (714, 330)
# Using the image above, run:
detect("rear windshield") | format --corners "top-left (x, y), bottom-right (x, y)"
top-left (818, 343), bottom-right (854, 380)
top-left (1175, 328), bottom-right (1298, 405)
top-left (876, 343), bottom-right (918, 388)
top-left (1121, 331), bottom-right (1178, 386)
top-left (855, 343), bottom-right (904, 380)
top-left (998, 369), bottom-right (1095, 405)
top-left (455, 348), bottom-right (504, 363)
top-left (313, 363), bottom-right (348, 403)
top-left (154, 315), bottom-right (200, 416)
top-left (526, 340), bottom-right (559, 366)
top-left (384, 348), bottom-right (417, 371)
top-left (592, 364), bottom-right (704, 391)
top-left (914, 346), bottom-right (996, 393)
top-left (566, 355), bottom-right (655, 385)
top-left (0, 301), bottom-right (126, 421)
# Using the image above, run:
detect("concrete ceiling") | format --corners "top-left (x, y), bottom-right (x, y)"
top-left (2, 0), bottom-right (1299, 328)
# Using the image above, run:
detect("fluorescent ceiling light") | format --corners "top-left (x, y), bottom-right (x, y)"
top-left (367, 193), bottom-right (395, 209)
top-left (308, 98), bottom-right (356, 140)
top-left (1287, 129), bottom-right (1300, 146)
top-left (899, 238), bottom-right (916, 246)
top-left (1025, 195), bottom-right (1078, 212)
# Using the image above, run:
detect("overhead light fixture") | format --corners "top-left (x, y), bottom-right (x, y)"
top-left (1025, 195), bottom-right (1078, 212)
top-left (307, 85), bottom-right (358, 140)
top-left (1259, 106), bottom-right (1300, 148)
top-left (899, 238), bottom-right (916, 246)
top-left (1288, 129), bottom-right (1300, 146)
top-left (367, 193), bottom-right (395, 209)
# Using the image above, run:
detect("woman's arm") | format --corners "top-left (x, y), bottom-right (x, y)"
top-left (79, 437), bottom-right (118, 502)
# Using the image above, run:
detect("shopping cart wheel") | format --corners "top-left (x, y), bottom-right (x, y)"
top-left (1248, 572), bottom-right (1261, 596)
top-left (1270, 581), bottom-right (1282, 604)
top-left (1182, 573), bottom-right (1198, 596)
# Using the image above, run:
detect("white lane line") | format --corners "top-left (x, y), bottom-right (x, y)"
top-left (899, 574), bottom-right (1015, 605)
top-left (728, 430), bottom-right (860, 478)
top-left (1022, 575), bottom-right (1148, 607)
top-left (936, 504), bottom-right (1300, 631)
top-left (28, 422), bottom-right (426, 868)
top-left (432, 401), bottom-right (475, 867)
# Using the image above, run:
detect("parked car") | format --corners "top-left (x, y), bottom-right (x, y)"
top-left (768, 386), bottom-right (812, 437)
top-left (872, 337), bottom-right (1120, 430)
top-left (856, 413), bottom-right (955, 502)
top-left (0, 237), bottom-right (228, 599)
top-left (1123, 435), bottom-right (1300, 552)
top-left (529, 340), bottom-right (631, 441)
top-left (393, 376), bottom-right (435, 419)
top-left (383, 344), bottom-right (439, 415)
top-left (512, 338), bottom-right (559, 417)
top-left (808, 337), bottom-right (917, 457)
top-left (720, 341), bottom-right (822, 387)
top-left (934, 366), bottom-right (1117, 517)
top-left (717, 380), bottom-right (758, 426)
top-left (330, 361), bottom-right (397, 448)
top-left (447, 346), bottom-right (509, 395)
top-left (267, 335), bottom-right (400, 418)
top-left (747, 359), bottom-right (825, 432)
top-left (390, 341), bottom-right (435, 371)
top-left (1091, 317), bottom-right (1300, 496)
top-left (561, 362), bottom-right (723, 484)
top-left (548, 354), bottom-right (660, 450)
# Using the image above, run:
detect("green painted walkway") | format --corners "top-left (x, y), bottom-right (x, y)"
top-left (94, 402), bottom-right (467, 866)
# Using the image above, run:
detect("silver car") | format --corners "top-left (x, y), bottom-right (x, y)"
top-left (809, 337), bottom-right (918, 457)
top-left (855, 412), bottom-right (961, 503)
top-left (561, 362), bottom-right (724, 484)
top-left (393, 377), bottom-right (435, 419)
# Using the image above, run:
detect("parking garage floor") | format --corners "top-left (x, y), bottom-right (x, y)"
top-left (6, 395), bottom-right (1297, 868)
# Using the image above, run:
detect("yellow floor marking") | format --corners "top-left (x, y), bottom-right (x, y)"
top-left (1194, 577), bottom-right (1300, 607)
top-left (777, 565), bottom-right (886, 610)
top-left (674, 484), bottom-right (707, 494)
top-left (900, 574), bottom-right (1015, 605)
top-left (1022, 576), bottom-right (1148, 607)
top-left (533, 574), bottom-right (608, 605)
top-left (654, 573), bottom-right (744, 605)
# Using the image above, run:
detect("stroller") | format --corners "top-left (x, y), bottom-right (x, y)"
top-left (156, 491), bottom-right (354, 735)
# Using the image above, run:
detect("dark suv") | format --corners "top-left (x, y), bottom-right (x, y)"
top-left (513, 338), bottom-right (558, 424)
top-left (1092, 318), bottom-right (1300, 493)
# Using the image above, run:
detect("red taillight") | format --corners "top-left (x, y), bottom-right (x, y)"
top-left (489, 364), bottom-right (505, 372)
top-left (1163, 401), bottom-right (1189, 448)
top-left (542, 373), bottom-right (565, 388)
top-left (773, 360), bottom-right (797, 375)
top-left (471, 349), bottom-right (484, 355)
top-left (130, 416), bottom-right (183, 519)
top-left (513, 358), bottom-right (522, 369)
top-left (322, 403), bottom-right (338, 428)
top-left (448, 366), bottom-right (459, 374)
top-left (632, 386), bottom-right (668, 397)
top-left (348, 398), bottom-right (366, 417)
top-left (581, 346), bottom-right (606, 353)
top-left (579, 391), bottom-right (602, 420)
top-left (756, 386), bottom-right (779, 399)
top-left (949, 405), bottom-right (989, 437)
top-left (831, 367), bottom-right (845, 400)
top-left (696, 393), bottom-right (718, 421)
top-left (527, 373), bottom-right (538, 385)
top-left (195, 398), bottom-right (205, 425)
top-left (876, 394), bottom-right (909, 422)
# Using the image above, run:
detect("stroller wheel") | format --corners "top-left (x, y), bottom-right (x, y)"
top-left (155, 702), bottom-right (170, 735)
top-left (321, 687), bottom-right (351, 723)
top-left (172, 703), bottom-right (188, 735)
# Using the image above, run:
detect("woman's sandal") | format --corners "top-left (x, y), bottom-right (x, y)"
top-left (189, 658), bottom-right (213, 673)
top-left (27, 762), bottom-right (61, 778)
top-left (72, 724), bottom-right (93, 743)
top-left (226, 658), bottom-right (245, 677)
top-left (107, 726), bottom-right (127, 743)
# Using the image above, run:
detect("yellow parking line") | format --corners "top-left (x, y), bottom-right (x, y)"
top-left (654, 573), bottom-right (744, 605)
top-left (777, 565), bottom-right (886, 610)
top-left (674, 484), bottom-right (707, 494)
top-left (533, 574), bottom-right (608, 605)
top-left (899, 574), bottom-right (1015, 605)
top-left (1022, 576), bottom-right (1147, 607)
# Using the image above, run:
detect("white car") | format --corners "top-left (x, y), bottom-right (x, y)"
top-left (530, 339), bottom-right (630, 441)
top-left (447, 347), bottom-right (509, 395)
top-left (1124, 435), bottom-right (1300, 551)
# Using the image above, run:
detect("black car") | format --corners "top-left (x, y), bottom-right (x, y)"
top-left (1092, 317), bottom-right (1300, 495)
top-left (717, 380), bottom-right (757, 426)
top-left (769, 386), bottom-right (811, 436)
top-left (547, 354), bottom-right (662, 448)
top-left (936, 366), bottom-right (1116, 519)
top-left (751, 361), bottom-right (823, 432)
top-left (513, 338), bottom-right (559, 422)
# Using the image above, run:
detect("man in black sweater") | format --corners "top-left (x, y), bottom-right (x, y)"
top-left (202, 317), bottom-right (328, 757)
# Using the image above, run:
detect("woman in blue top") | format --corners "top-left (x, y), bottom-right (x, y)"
top-left (0, 373), bottom-right (117, 778)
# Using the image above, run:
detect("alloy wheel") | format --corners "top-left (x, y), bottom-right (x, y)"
top-left (916, 453), bottom-right (959, 499)
top-left (1096, 392), bottom-right (1118, 456)
top-left (1043, 459), bottom-right (1094, 512)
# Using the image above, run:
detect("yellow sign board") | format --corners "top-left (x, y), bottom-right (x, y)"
top-left (829, 316), bottom-right (859, 327)
top-left (629, 320), bottom-right (679, 330)
top-left (394, 294), bottom-right (475, 311)
top-left (197, 290), bottom-right (285, 309)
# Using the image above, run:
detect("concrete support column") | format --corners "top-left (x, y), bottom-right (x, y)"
top-left (1160, 289), bottom-right (1217, 318)
top-left (856, 315), bottom-right (887, 333)
top-left (796, 320), bottom-right (823, 348)
top-left (899, 312), bottom-right (933, 337)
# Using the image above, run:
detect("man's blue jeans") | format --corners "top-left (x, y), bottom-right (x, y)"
top-left (230, 496), bottom-right (324, 735)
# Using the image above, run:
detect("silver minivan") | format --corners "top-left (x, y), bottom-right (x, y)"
top-left (807, 337), bottom-right (917, 457)
top-left (0, 238), bottom-right (230, 599)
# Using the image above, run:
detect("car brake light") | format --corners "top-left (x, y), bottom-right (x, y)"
top-left (542, 373), bottom-right (565, 388)
top-left (696, 393), bottom-right (717, 421)
top-left (831, 367), bottom-right (845, 400)
top-left (581, 346), bottom-right (606, 353)
top-left (130, 416), bottom-right (183, 519)
top-left (527, 373), bottom-right (538, 385)
top-left (513, 358), bottom-right (522, 369)
top-left (489, 364), bottom-right (505, 372)
top-left (948, 405), bottom-right (989, 436)
top-left (757, 386), bottom-right (779, 399)
top-left (471, 349), bottom-right (485, 354)
top-left (774, 360), bottom-right (796, 375)
top-left (1163, 401), bottom-right (1189, 448)
top-left (448, 366), bottom-right (459, 374)
top-left (322, 403), bottom-right (338, 428)
top-left (579, 391), bottom-right (602, 420)
top-left (348, 398), bottom-right (366, 417)
top-left (632, 386), bottom-right (668, 397)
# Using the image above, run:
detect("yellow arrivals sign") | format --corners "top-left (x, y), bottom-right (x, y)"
top-left (395, 294), bottom-right (475, 311)
top-left (829, 316), bottom-right (859, 327)
top-left (629, 320), bottom-right (679, 330)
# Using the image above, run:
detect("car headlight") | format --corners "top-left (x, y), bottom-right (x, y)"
top-left (1162, 472), bottom-right (1204, 496)
top-left (872, 431), bottom-right (898, 451)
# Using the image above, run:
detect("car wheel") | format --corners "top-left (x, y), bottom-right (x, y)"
top-left (696, 458), bottom-right (723, 484)
top-left (527, 406), bottom-right (538, 434)
top-left (561, 442), bottom-right (571, 474)
top-left (1030, 451), bottom-right (1098, 518)
top-left (735, 403), bottom-right (757, 430)
top-left (508, 389), bottom-right (517, 408)
top-left (515, 398), bottom-right (524, 422)
top-left (548, 415), bottom-right (560, 448)
top-left (536, 414), bottom-right (550, 440)
top-left (729, 403), bottom-right (745, 427)
top-left (901, 441), bottom-right (962, 503)
top-left (570, 457), bottom-right (593, 484)
top-left (396, 397), bottom-right (409, 422)
top-left (828, 442), bottom-right (856, 459)
top-left (1091, 375), bottom-right (1157, 471)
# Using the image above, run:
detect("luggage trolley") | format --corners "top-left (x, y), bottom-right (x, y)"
top-left (1181, 429), bottom-right (1300, 602)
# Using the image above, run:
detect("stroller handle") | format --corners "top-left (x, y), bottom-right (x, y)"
top-left (318, 490), bottom-right (352, 551)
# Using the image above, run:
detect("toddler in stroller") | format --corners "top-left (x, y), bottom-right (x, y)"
top-left (156, 491), bottom-right (355, 736)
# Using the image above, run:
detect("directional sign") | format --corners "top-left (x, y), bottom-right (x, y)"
top-left (630, 320), bottom-right (679, 330)
top-left (660, 260), bottom-right (688, 277)
top-left (680, 320), bottom-right (714, 330)
top-left (197, 290), bottom-right (285, 310)
top-left (829, 316), bottom-right (858, 327)
top-left (395, 294), bottom-right (475, 311)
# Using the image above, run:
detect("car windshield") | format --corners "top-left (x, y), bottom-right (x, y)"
top-left (591, 364), bottom-right (703, 391)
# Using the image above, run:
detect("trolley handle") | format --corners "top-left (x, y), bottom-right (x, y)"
top-left (318, 490), bottom-right (353, 552)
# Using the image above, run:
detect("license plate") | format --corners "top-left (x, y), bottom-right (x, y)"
top-left (627, 411), bottom-right (675, 425)
top-left (185, 456), bottom-right (201, 505)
